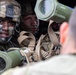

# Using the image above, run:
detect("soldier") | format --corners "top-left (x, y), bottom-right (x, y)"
top-left (20, 2), bottom-right (39, 37)
top-left (19, 1), bottom-right (48, 40)
top-left (0, 0), bottom-right (21, 51)
top-left (2, 6), bottom-right (76, 75)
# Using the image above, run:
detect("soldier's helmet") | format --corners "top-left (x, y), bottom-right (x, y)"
top-left (0, 0), bottom-right (21, 43)
top-left (21, 1), bottom-right (35, 17)
top-left (0, 0), bottom-right (21, 23)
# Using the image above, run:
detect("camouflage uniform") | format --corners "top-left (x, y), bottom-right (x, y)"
top-left (0, 0), bottom-right (21, 51)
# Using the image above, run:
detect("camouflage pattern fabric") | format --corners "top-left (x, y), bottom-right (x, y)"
top-left (0, 0), bottom-right (21, 22)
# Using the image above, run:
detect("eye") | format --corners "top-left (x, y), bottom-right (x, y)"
top-left (8, 21), bottom-right (16, 26)
top-left (0, 17), bottom-right (4, 23)
top-left (0, 20), bottom-right (4, 24)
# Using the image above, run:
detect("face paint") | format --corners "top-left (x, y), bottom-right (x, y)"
top-left (0, 24), bottom-right (2, 32)
top-left (0, 21), bottom-right (15, 43)
top-left (8, 27), bottom-right (14, 35)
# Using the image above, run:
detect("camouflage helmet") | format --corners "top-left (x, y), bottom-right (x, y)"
top-left (0, 0), bottom-right (21, 23)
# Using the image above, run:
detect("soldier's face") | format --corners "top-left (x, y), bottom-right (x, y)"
top-left (0, 17), bottom-right (15, 43)
top-left (22, 15), bottom-right (39, 34)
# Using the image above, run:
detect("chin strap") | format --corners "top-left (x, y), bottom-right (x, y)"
top-left (15, 23), bottom-right (20, 33)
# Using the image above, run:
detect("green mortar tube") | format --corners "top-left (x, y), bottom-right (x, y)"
top-left (0, 49), bottom-right (26, 74)
top-left (35, 0), bottom-right (73, 23)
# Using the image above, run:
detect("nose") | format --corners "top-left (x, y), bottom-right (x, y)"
top-left (31, 21), bottom-right (36, 26)
top-left (2, 21), bottom-right (9, 31)
top-left (31, 18), bottom-right (38, 26)
top-left (33, 21), bottom-right (37, 26)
